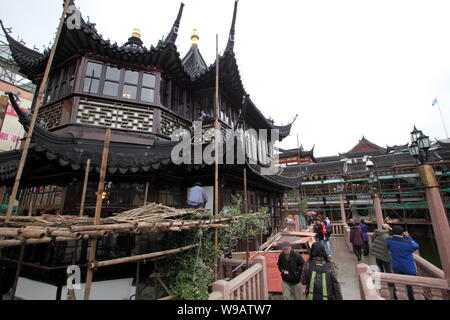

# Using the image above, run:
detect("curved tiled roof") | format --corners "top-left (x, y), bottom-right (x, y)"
top-left (1, 0), bottom-right (294, 140)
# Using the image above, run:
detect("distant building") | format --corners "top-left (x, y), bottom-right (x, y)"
top-left (281, 136), bottom-right (450, 228)
top-left (0, 30), bottom-right (35, 151)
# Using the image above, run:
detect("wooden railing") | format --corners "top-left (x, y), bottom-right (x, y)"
top-left (357, 263), bottom-right (450, 300)
top-left (209, 256), bottom-right (269, 300)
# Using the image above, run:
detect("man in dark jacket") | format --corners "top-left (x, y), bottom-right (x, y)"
top-left (278, 243), bottom-right (305, 300)
top-left (349, 219), bottom-right (364, 261)
top-left (387, 226), bottom-right (420, 300)
top-left (359, 219), bottom-right (370, 256)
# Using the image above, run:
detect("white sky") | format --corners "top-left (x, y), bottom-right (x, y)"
top-left (2, 0), bottom-right (450, 156)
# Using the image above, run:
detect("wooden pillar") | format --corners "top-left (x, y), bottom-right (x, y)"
top-left (243, 168), bottom-right (248, 214)
top-left (143, 181), bottom-right (150, 206)
top-left (419, 165), bottom-right (450, 285)
top-left (79, 158), bottom-right (91, 217)
top-left (84, 129), bottom-right (111, 300)
top-left (5, 0), bottom-right (72, 222)
top-left (373, 195), bottom-right (384, 229)
top-left (339, 195), bottom-right (347, 224)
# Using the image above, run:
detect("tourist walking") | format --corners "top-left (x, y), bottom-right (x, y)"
top-left (277, 243), bottom-right (305, 300)
top-left (313, 219), bottom-right (331, 257)
top-left (371, 224), bottom-right (393, 272)
top-left (349, 219), bottom-right (364, 261)
top-left (323, 218), bottom-right (333, 257)
top-left (371, 223), bottom-right (395, 298)
top-left (301, 242), bottom-right (343, 300)
top-left (359, 219), bottom-right (370, 256)
top-left (386, 226), bottom-right (420, 300)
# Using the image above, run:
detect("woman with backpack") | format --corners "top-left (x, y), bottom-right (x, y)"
top-left (301, 242), bottom-right (343, 300)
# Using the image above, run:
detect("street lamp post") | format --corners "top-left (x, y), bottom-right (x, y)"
top-left (409, 126), bottom-right (450, 285)
top-left (366, 160), bottom-right (384, 229)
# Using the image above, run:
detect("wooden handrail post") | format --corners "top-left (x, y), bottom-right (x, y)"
top-left (5, 0), bottom-right (72, 222)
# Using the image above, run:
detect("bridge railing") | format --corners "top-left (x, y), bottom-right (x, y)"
top-left (357, 263), bottom-right (450, 300)
top-left (209, 256), bottom-right (269, 300)
top-left (331, 222), bottom-right (346, 236)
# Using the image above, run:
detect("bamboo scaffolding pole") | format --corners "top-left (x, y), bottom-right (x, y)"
top-left (10, 244), bottom-right (25, 300)
top-left (79, 158), bottom-right (91, 217)
top-left (90, 243), bottom-right (199, 269)
top-left (5, 0), bottom-right (72, 222)
top-left (213, 34), bottom-right (220, 280)
top-left (84, 128), bottom-right (111, 300)
top-left (0, 237), bottom-right (75, 248)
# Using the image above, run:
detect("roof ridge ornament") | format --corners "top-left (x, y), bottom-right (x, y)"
top-left (191, 29), bottom-right (200, 46)
top-left (225, 0), bottom-right (239, 53)
top-left (124, 28), bottom-right (143, 48)
top-left (165, 2), bottom-right (185, 44)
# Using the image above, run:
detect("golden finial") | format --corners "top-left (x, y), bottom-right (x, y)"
top-left (191, 29), bottom-right (199, 46)
top-left (132, 28), bottom-right (142, 38)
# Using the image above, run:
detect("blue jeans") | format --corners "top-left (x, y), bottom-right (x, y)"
top-left (320, 239), bottom-right (333, 256)
top-left (393, 270), bottom-right (415, 300)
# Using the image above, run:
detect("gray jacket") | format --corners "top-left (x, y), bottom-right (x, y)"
top-left (370, 229), bottom-right (391, 262)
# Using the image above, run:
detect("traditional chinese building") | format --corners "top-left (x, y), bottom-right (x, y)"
top-left (0, 0), bottom-right (306, 300)
top-left (0, 1), bottom-right (301, 229)
top-left (282, 137), bottom-right (450, 236)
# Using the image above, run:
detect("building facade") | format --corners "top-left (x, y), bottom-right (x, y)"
top-left (281, 137), bottom-right (450, 233)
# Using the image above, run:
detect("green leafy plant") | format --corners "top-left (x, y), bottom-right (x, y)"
top-left (164, 196), bottom-right (270, 300)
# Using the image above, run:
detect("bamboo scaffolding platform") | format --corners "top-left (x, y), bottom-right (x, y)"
top-left (0, 203), bottom-right (244, 248)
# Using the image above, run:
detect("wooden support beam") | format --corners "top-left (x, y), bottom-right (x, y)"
top-left (213, 34), bottom-right (220, 280)
top-left (5, 0), bottom-right (72, 222)
top-left (79, 158), bottom-right (91, 217)
top-left (143, 181), bottom-right (150, 206)
top-left (10, 244), bottom-right (25, 300)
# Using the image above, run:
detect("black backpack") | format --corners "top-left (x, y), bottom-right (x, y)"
top-left (305, 260), bottom-right (333, 300)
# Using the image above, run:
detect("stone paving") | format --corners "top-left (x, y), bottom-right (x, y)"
top-left (330, 237), bottom-right (375, 300)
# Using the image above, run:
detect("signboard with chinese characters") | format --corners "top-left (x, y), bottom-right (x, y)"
top-left (0, 91), bottom-right (32, 152)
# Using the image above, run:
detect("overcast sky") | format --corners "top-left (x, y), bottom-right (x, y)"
top-left (2, 0), bottom-right (450, 156)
